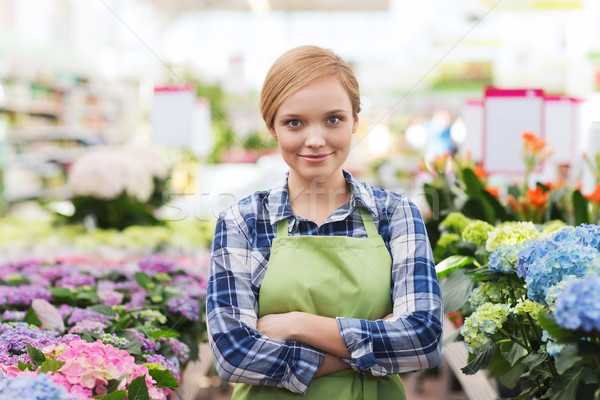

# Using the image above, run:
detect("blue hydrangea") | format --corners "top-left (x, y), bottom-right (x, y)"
top-left (488, 241), bottom-right (532, 274)
top-left (554, 275), bottom-right (600, 332)
top-left (515, 228), bottom-right (599, 303)
top-left (0, 373), bottom-right (74, 399)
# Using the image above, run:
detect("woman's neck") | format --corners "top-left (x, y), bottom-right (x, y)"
top-left (287, 170), bottom-right (351, 226)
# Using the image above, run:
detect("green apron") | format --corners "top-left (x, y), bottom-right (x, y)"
top-left (232, 207), bottom-right (406, 399)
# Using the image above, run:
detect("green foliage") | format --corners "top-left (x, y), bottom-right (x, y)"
top-left (67, 193), bottom-right (164, 231)
top-left (128, 376), bottom-right (150, 400)
top-left (436, 255), bottom-right (474, 278)
top-left (573, 190), bottom-right (591, 225)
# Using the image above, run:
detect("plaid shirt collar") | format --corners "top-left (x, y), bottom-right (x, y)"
top-left (265, 169), bottom-right (378, 227)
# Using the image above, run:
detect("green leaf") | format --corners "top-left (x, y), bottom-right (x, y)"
top-left (145, 364), bottom-right (179, 388)
top-left (49, 287), bottom-right (72, 300)
top-left (128, 376), bottom-right (150, 400)
top-left (24, 307), bottom-right (42, 327)
top-left (498, 362), bottom-right (528, 389)
top-left (123, 337), bottom-right (143, 356)
top-left (106, 379), bottom-right (124, 392)
top-left (460, 197), bottom-right (487, 222)
top-left (134, 272), bottom-right (154, 290)
top-left (515, 385), bottom-right (543, 400)
top-left (549, 366), bottom-right (585, 400)
top-left (506, 342), bottom-right (529, 367)
top-left (521, 352), bottom-right (547, 369)
top-left (440, 269), bottom-right (474, 314)
top-left (461, 344), bottom-right (497, 375)
top-left (436, 255), bottom-right (474, 278)
top-left (26, 343), bottom-right (46, 369)
top-left (573, 190), bottom-right (590, 225)
top-left (581, 366), bottom-right (600, 385)
top-left (151, 330), bottom-right (180, 340)
top-left (91, 391), bottom-right (127, 400)
top-left (462, 168), bottom-right (485, 196)
top-left (17, 361), bottom-right (34, 371)
top-left (481, 190), bottom-right (509, 221)
top-left (39, 358), bottom-right (65, 373)
top-left (538, 314), bottom-right (579, 340)
top-left (75, 291), bottom-right (99, 302)
top-left (471, 269), bottom-right (507, 282)
top-left (555, 344), bottom-right (584, 375)
top-left (88, 304), bottom-right (117, 317)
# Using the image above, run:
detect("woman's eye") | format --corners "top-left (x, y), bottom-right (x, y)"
top-left (327, 116), bottom-right (341, 124)
top-left (286, 120), bottom-right (301, 128)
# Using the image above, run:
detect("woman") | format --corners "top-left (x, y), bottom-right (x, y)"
top-left (206, 45), bottom-right (442, 399)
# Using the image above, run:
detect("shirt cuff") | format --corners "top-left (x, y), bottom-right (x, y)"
top-left (336, 317), bottom-right (377, 372)
top-left (278, 344), bottom-right (325, 395)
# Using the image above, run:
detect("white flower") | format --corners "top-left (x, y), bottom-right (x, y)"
top-left (68, 144), bottom-right (167, 202)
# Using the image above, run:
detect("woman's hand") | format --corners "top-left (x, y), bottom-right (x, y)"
top-left (257, 312), bottom-right (299, 341)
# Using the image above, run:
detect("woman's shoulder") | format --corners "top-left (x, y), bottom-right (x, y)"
top-left (355, 179), bottom-right (413, 214)
top-left (218, 189), bottom-right (270, 223)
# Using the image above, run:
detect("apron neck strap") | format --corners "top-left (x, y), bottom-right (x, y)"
top-left (276, 207), bottom-right (378, 238)
top-left (358, 207), bottom-right (379, 238)
top-left (276, 218), bottom-right (289, 237)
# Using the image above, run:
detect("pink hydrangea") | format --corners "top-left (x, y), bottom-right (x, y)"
top-left (41, 340), bottom-right (167, 400)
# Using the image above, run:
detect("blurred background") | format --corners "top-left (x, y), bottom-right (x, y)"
top-left (1, 1), bottom-right (600, 399)
top-left (1, 0), bottom-right (599, 220)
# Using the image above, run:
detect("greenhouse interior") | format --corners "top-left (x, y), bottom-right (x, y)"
top-left (1, 0), bottom-right (600, 399)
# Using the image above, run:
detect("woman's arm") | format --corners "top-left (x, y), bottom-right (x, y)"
top-left (257, 312), bottom-right (350, 358)
top-left (207, 207), bottom-right (325, 394)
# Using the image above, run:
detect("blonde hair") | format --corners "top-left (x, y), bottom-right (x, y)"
top-left (260, 45), bottom-right (361, 129)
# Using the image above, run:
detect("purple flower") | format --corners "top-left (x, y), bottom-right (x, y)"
top-left (139, 254), bottom-right (176, 275)
top-left (98, 289), bottom-right (123, 306)
top-left (0, 324), bottom-right (72, 366)
top-left (125, 289), bottom-right (148, 311)
top-left (167, 296), bottom-right (200, 322)
top-left (68, 320), bottom-right (107, 334)
top-left (57, 304), bottom-right (74, 319)
top-left (66, 307), bottom-right (111, 325)
top-left (126, 329), bottom-right (160, 352)
top-left (54, 274), bottom-right (95, 289)
top-left (2, 310), bottom-right (26, 321)
top-left (554, 275), bottom-right (600, 332)
top-left (0, 284), bottom-right (52, 307)
top-left (165, 337), bottom-right (190, 364)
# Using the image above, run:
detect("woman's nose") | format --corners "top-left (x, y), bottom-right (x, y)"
top-left (304, 126), bottom-right (326, 147)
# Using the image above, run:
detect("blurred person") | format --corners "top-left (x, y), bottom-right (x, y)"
top-left (206, 45), bottom-right (442, 399)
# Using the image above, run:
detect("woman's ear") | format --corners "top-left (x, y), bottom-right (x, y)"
top-left (352, 115), bottom-right (359, 133)
top-left (268, 127), bottom-right (277, 140)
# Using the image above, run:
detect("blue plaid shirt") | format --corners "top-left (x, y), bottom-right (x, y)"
top-left (207, 170), bottom-right (442, 394)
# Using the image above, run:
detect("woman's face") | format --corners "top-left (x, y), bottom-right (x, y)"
top-left (270, 75), bottom-right (358, 185)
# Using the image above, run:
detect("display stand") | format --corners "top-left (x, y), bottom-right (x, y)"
top-left (482, 88), bottom-right (545, 173)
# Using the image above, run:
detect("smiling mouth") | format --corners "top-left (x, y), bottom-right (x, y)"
top-left (299, 153), bottom-right (333, 163)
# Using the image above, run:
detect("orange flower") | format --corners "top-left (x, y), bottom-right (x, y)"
top-left (485, 186), bottom-right (499, 198)
top-left (522, 132), bottom-right (548, 155)
top-left (544, 181), bottom-right (554, 191)
top-left (473, 164), bottom-right (488, 181)
top-left (526, 186), bottom-right (549, 208)
top-left (584, 182), bottom-right (600, 204)
top-left (432, 152), bottom-right (451, 171)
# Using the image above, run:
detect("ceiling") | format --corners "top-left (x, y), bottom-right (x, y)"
top-left (154, 0), bottom-right (390, 13)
